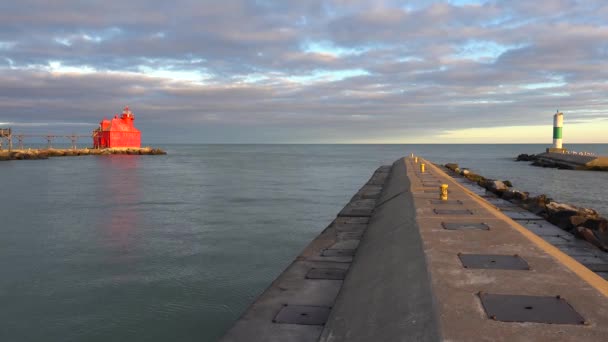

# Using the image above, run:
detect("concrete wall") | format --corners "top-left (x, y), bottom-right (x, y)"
top-left (318, 159), bottom-right (441, 341)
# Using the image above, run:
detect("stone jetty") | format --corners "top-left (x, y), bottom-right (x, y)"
top-left (0, 147), bottom-right (166, 161)
top-left (516, 152), bottom-right (608, 171)
top-left (221, 156), bottom-right (608, 341)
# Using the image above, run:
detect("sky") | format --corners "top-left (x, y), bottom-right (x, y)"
top-left (0, 0), bottom-right (607, 144)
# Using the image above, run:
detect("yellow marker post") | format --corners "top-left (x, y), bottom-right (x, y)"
top-left (414, 157), bottom-right (418, 163)
top-left (440, 184), bottom-right (448, 200)
top-left (420, 163), bottom-right (425, 173)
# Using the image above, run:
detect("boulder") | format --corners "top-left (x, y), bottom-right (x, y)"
top-left (546, 202), bottom-right (598, 218)
top-left (483, 180), bottom-right (508, 193)
top-left (502, 188), bottom-right (528, 201)
top-left (575, 227), bottom-right (608, 251)
top-left (581, 218), bottom-right (608, 232)
top-left (515, 190), bottom-right (529, 201)
top-left (569, 215), bottom-right (588, 227)
top-left (521, 195), bottom-right (550, 214)
top-left (461, 168), bottom-right (470, 176)
top-left (465, 173), bottom-right (485, 183)
top-left (445, 163), bottom-right (459, 171)
top-left (503, 180), bottom-right (513, 187)
top-left (545, 202), bottom-right (600, 231)
top-left (548, 210), bottom-right (578, 230)
top-left (516, 153), bottom-right (537, 161)
top-left (151, 148), bottom-right (167, 155)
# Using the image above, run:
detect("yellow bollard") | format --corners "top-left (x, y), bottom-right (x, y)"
top-left (440, 184), bottom-right (448, 200)
top-left (414, 156), bottom-right (418, 163)
top-left (420, 163), bottom-right (425, 173)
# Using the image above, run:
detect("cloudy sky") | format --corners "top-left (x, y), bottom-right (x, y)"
top-left (1, 0), bottom-right (607, 143)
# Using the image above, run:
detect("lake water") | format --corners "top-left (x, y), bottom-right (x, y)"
top-left (1, 144), bottom-right (607, 341)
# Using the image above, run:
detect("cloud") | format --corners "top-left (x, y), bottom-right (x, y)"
top-left (0, 0), bottom-right (607, 142)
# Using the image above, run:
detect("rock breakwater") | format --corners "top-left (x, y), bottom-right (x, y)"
top-left (0, 147), bottom-right (166, 161)
top-left (516, 153), bottom-right (608, 171)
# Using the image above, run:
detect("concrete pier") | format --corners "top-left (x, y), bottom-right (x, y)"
top-left (445, 167), bottom-right (608, 280)
top-left (221, 157), bottom-right (608, 341)
top-left (534, 152), bottom-right (608, 170)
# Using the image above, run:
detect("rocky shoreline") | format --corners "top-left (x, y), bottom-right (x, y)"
top-left (0, 147), bottom-right (166, 161)
top-left (444, 163), bottom-right (608, 252)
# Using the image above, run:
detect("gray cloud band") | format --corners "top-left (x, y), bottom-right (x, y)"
top-left (0, 0), bottom-right (607, 142)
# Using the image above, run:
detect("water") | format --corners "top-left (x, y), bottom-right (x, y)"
top-left (1, 144), bottom-right (607, 342)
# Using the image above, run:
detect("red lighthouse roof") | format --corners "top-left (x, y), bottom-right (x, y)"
top-left (93, 106), bottom-right (141, 148)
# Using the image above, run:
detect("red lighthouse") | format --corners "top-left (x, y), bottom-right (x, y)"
top-left (93, 106), bottom-right (141, 148)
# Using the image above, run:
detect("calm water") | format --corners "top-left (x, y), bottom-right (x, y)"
top-left (1, 144), bottom-right (607, 342)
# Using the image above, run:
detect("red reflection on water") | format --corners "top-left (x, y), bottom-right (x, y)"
top-left (97, 155), bottom-right (142, 251)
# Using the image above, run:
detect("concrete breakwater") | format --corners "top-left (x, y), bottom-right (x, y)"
top-left (222, 156), bottom-right (608, 341)
top-left (516, 152), bottom-right (608, 171)
top-left (0, 147), bottom-right (166, 161)
top-left (444, 163), bottom-right (608, 252)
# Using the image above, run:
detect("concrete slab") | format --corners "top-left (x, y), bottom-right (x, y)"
top-left (578, 260), bottom-right (608, 272)
top-left (273, 305), bottom-right (331, 325)
top-left (542, 235), bottom-right (575, 246)
top-left (502, 210), bottom-right (544, 220)
top-left (484, 198), bottom-right (526, 211)
top-left (416, 206), bottom-right (497, 219)
top-left (220, 260), bottom-right (347, 342)
top-left (306, 268), bottom-right (347, 280)
top-left (333, 223), bottom-right (367, 233)
top-left (328, 240), bottom-right (360, 250)
top-left (519, 220), bottom-right (566, 236)
top-left (336, 231), bottom-right (363, 240)
top-left (351, 185), bottom-right (383, 200)
top-left (559, 246), bottom-right (604, 257)
top-left (367, 171), bottom-right (390, 185)
top-left (459, 184), bottom-right (488, 195)
top-left (334, 217), bottom-right (369, 225)
top-left (337, 199), bottom-right (376, 217)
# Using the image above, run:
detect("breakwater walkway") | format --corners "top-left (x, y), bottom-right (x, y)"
top-left (221, 157), bottom-right (608, 341)
top-left (0, 147), bottom-right (166, 161)
top-left (519, 152), bottom-right (608, 171)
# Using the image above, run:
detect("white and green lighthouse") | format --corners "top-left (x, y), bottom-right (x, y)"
top-left (553, 111), bottom-right (563, 148)
top-left (548, 111), bottom-right (566, 153)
